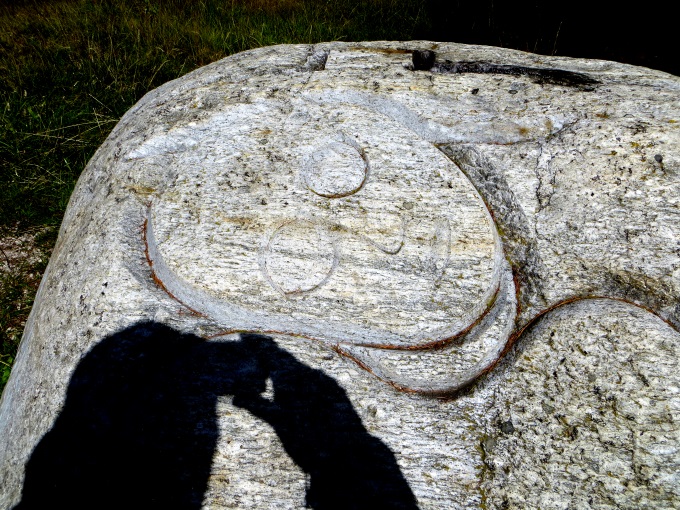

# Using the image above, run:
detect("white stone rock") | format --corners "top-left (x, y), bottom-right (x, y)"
top-left (1, 41), bottom-right (679, 509)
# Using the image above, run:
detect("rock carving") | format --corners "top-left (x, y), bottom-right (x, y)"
top-left (132, 46), bottom-right (680, 395)
top-left (1, 42), bottom-right (679, 509)
top-left (301, 137), bottom-right (368, 198)
top-left (261, 219), bottom-right (340, 297)
top-left (140, 89), bottom-right (514, 393)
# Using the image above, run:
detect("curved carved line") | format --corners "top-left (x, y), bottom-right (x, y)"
top-left (337, 294), bottom-right (680, 398)
top-left (142, 216), bottom-right (207, 318)
top-left (353, 215), bottom-right (407, 255)
top-left (301, 135), bottom-right (370, 199)
top-left (334, 258), bottom-right (517, 396)
top-left (144, 204), bottom-right (457, 346)
top-left (260, 219), bottom-right (341, 297)
top-left (510, 295), bottom-right (677, 357)
top-left (345, 279), bottom-right (501, 352)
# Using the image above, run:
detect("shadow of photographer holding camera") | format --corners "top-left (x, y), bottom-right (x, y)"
top-left (15, 323), bottom-right (417, 510)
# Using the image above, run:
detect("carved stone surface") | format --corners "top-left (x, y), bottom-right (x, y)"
top-left (1, 42), bottom-right (679, 508)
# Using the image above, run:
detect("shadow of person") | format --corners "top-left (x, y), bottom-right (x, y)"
top-left (14, 323), bottom-right (418, 510)
top-left (234, 334), bottom-right (419, 510)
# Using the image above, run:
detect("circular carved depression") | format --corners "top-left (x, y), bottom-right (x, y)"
top-left (263, 220), bottom-right (339, 296)
top-left (302, 141), bottom-right (367, 198)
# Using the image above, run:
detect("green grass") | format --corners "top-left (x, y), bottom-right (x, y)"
top-left (0, 0), bottom-right (430, 227)
top-left (0, 0), bottom-right (430, 394)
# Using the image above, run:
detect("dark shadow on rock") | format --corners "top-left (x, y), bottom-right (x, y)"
top-left (233, 333), bottom-right (419, 510)
top-left (15, 322), bottom-right (418, 510)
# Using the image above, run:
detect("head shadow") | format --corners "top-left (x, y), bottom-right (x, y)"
top-left (15, 322), bottom-right (418, 510)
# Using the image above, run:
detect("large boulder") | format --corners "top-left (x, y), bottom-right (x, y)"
top-left (1, 41), bottom-right (678, 509)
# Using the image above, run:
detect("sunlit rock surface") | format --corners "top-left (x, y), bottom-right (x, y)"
top-left (1, 41), bottom-right (678, 509)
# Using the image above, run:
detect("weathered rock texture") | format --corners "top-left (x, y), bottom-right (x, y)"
top-left (1, 41), bottom-right (679, 509)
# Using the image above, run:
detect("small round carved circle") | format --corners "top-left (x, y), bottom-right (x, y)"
top-left (302, 141), bottom-right (368, 198)
top-left (263, 220), bottom-right (339, 296)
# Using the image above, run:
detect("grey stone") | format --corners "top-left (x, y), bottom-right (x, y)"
top-left (1, 41), bottom-right (679, 509)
